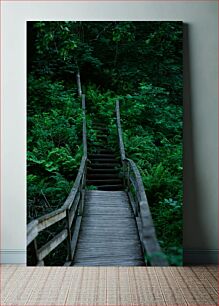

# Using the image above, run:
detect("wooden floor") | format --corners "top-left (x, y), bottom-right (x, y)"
top-left (1, 265), bottom-right (218, 305)
top-left (73, 190), bottom-right (145, 266)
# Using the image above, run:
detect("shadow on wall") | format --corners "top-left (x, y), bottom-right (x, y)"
top-left (183, 24), bottom-right (214, 265)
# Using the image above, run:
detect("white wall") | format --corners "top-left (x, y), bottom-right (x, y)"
top-left (1, 1), bottom-right (218, 264)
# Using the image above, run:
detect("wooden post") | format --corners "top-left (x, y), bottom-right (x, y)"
top-left (115, 100), bottom-right (126, 161)
top-left (122, 162), bottom-right (127, 190)
top-left (78, 189), bottom-right (85, 216)
top-left (78, 159), bottom-right (86, 216)
top-left (135, 194), bottom-right (139, 217)
top-left (28, 238), bottom-right (39, 266)
top-left (126, 162), bottom-right (130, 191)
top-left (66, 209), bottom-right (73, 261)
top-left (37, 260), bottom-right (44, 266)
top-left (82, 94), bottom-right (87, 158)
top-left (76, 71), bottom-right (82, 97)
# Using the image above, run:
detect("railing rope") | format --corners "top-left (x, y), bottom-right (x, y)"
top-left (115, 100), bottom-right (168, 266)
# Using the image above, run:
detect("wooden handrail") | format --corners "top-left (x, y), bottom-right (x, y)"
top-left (76, 70), bottom-right (82, 97)
top-left (27, 93), bottom-right (87, 266)
top-left (82, 94), bottom-right (87, 158)
top-left (115, 100), bottom-right (168, 266)
top-left (63, 156), bottom-right (87, 210)
top-left (116, 100), bottom-right (126, 161)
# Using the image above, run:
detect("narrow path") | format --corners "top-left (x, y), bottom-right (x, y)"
top-left (72, 120), bottom-right (145, 266)
top-left (73, 190), bottom-right (145, 266)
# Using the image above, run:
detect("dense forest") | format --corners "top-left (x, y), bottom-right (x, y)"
top-left (27, 21), bottom-right (183, 265)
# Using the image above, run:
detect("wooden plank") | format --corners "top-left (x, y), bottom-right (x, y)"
top-left (37, 208), bottom-right (66, 232)
top-left (38, 229), bottom-right (68, 261)
top-left (87, 179), bottom-right (122, 185)
top-left (84, 203), bottom-right (129, 207)
top-left (82, 208), bottom-right (134, 214)
top-left (85, 197), bottom-right (128, 202)
top-left (78, 230), bottom-right (139, 236)
top-left (85, 190), bottom-right (126, 195)
top-left (66, 209), bottom-right (73, 261)
top-left (72, 190), bottom-right (145, 266)
top-left (27, 220), bottom-right (38, 246)
top-left (74, 252), bottom-right (143, 261)
top-left (78, 227), bottom-right (139, 234)
top-left (69, 191), bottom-right (81, 226)
top-left (79, 219), bottom-right (137, 226)
top-left (73, 260), bottom-right (144, 266)
top-left (76, 244), bottom-right (142, 253)
top-left (79, 222), bottom-right (138, 229)
top-left (71, 216), bottom-right (82, 260)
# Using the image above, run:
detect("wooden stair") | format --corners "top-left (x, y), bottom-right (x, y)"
top-left (86, 123), bottom-right (124, 191)
top-left (72, 120), bottom-right (145, 265)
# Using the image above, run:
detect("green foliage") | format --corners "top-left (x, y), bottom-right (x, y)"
top-left (27, 76), bottom-right (83, 221)
top-left (151, 198), bottom-right (182, 266)
top-left (118, 83), bottom-right (182, 264)
top-left (84, 81), bottom-right (183, 264)
top-left (27, 21), bottom-right (183, 265)
top-left (86, 185), bottom-right (98, 190)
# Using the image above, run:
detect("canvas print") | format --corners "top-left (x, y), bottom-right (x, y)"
top-left (27, 21), bottom-right (183, 266)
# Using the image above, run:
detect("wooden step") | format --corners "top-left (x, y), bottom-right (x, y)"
top-left (90, 159), bottom-right (118, 163)
top-left (93, 126), bottom-right (108, 131)
top-left (94, 130), bottom-right (108, 135)
top-left (87, 168), bottom-right (119, 174)
top-left (89, 154), bottom-right (115, 159)
top-left (87, 179), bottom-right (122, 186)
top-left (96, 134), bottom-right (108, 139)
top-left (97, 185), bottom-right (124, 191)
top-left (87, 173), bottom-right (120, 179)
top-left (92, 122), bottom-right (107, 127)
top-left (97, 149), bottom-right (115, 154)
top-left (89, 163), bottom-right (120, 169)
top-left (93, 127), bottom-right (108, 132)
top-left (89, 144), bottom-right (110, 149)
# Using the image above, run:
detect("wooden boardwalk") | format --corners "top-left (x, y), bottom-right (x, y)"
top-left (27, 95), bottom-right (168, 267)
top-left (73, 190), bottom-right (145, 266)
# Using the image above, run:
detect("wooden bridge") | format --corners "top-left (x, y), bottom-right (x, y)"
top-left (27, 93), bottom-right (168, 266)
